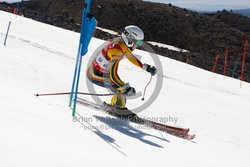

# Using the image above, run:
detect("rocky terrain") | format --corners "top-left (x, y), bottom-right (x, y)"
top-left (1, 0), bottom-right (250, 82)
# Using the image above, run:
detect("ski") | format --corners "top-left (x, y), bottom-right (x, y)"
top-left (102, 102), bottom-right (195, 140)
top-left (144, 119), bottom-right (190, 134)
top-left (136, 118), bottom-right (195, 140)
top-left (102, 102), bottom-right (192, 136)
top-left (76, 98), bottom-right (195, 140)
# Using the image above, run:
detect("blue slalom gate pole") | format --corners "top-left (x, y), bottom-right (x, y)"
top-left (16, 0), bottom-right (20, 14)
top-left (4, 21), bottom-right (11, 46)
top-left (69, 0), bottom-right (97, 116)
top-left (69, 46), bottom-right (82, 107)
top-left (232, 60), bottom-right (238, 78)
top-left (72, 55), bottom-right (83, 115)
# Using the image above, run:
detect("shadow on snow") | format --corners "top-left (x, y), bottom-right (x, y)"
top-left (93, 115), bottom-right (169, 148)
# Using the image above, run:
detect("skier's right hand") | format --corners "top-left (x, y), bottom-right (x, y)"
top-left (118, 83), bottom-right (136, 96)
top-left (142, 63), bottom-right (157, 76)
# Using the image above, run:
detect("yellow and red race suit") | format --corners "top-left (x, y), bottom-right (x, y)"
top-left (87, 41), bottom-right (143, 108)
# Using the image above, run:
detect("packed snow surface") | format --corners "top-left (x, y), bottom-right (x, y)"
top-left (1, 11), bottom-right (250, 167)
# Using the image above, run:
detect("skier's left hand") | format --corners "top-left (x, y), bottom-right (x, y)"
top-left (142, 63), bottom-right (157, 76)
top-left (118, 83), bottom-right (136, 97)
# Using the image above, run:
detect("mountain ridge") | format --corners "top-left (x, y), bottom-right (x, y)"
top-left (234, 8), bottom-right (250, 17)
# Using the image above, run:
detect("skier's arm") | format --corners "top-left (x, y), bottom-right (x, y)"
top-left (125, 50), bottom-right (157, 76)
top-left (125, 53), bottom-right (143, 68)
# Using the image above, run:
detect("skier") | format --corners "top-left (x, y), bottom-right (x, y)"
top-left (87, 25), bottom-right (157, 110)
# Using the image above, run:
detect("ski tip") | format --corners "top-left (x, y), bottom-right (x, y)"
top-left (187, 134), bottom-right (196, 140)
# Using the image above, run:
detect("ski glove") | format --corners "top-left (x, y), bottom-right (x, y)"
top-left (118, 83), bottom-right (136, 97)
top-left (142, 63), bottom-right (157, 76)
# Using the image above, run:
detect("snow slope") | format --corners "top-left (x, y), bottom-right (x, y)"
top-left (1, 11), bottom-right (250, 167)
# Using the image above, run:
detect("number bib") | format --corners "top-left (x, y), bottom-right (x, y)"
top-left (94, 52), bottom-right (110, 72)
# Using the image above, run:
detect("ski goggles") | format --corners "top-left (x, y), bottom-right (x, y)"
top-left (135, 40), bottom-right (143, 47)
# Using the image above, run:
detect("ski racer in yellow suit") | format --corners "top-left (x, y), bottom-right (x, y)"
top-left (87, 25), bottom-right (157, 110)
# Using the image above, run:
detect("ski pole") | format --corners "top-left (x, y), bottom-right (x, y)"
top-left (35, 92), bottom-right (115, 97)
top-left (4, 21), bottom-right (11, 46)
top-left (142, 75), bottom-right (153, 101)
